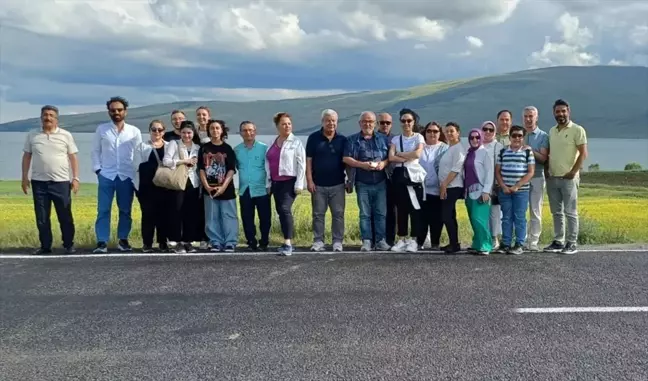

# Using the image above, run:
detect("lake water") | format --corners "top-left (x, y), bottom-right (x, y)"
top-left (1, 132), bottom-right (647, 183)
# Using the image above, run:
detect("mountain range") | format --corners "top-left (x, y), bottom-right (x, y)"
top-left (1, 66), bottom-right (647, 139)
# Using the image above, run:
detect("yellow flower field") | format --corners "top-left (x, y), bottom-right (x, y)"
top-left (1, 180), bottom-right (647, 249)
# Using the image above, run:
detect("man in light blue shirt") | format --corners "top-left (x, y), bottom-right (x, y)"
top-left (91, 96), bottom-right (142, 254)
top-left (523, 106), bottom-right (549, 251)
top-left (234, 121), bottom-right (271, 251)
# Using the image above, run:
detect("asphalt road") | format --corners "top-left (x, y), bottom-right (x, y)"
top-left (1, 251), bottom-right (647, 380)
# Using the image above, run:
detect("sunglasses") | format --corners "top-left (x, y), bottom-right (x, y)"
top-left (401, 119), bottom-right (414, 124)
top-left (482, 127), bottom-right (495, 132)
top-left (426, 129), bottom-right (440, 134)
top-left (150, 128), bottom-right (164, 133)
top-left (469, 135), bottom-right (481, 141)
top-left (379, 121), bottom-right (392, 126)
top-left (511, 133), bottom-right (524, 138)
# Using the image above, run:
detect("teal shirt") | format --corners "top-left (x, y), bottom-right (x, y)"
top-left (234, 141), bottom-right (268, 198)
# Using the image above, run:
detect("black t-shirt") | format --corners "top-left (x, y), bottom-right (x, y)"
top-left (163, 131), bottom-right (181, 142)
top-left (198, 142), bottom-right (237, 200)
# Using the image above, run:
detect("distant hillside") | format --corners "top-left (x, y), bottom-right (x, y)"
top-left (1, 66), bottom-right (647, 139)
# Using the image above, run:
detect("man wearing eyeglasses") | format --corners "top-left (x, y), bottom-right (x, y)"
top-left (495, 125), bottom-right (535, 255)
top-left (376, 112), bottom-right (397, 246)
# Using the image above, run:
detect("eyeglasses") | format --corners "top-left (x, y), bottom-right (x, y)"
top-left (150, 128), bottom-right (164, 133)
top-left (469, 136), bottom-right (480, 141)
top-left (379, 121), bottom-right (392, 126)
top-left (511, 133), bottom-right (524, 139)
top-left (426, 129), bottom-right (440, 134)
top-left (401, 119), bottom-right (414, 124)
top-left (482, 127), bottom-right (495, 132)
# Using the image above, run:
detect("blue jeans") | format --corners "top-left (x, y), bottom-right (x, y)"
top-left (95, 174), bottom-right (134, 242)
top-left (204, 197), bottom-right (239, 248)
top-left (356, 180), bottom-right (387, 242)
top-left (499, 189), bottom-right (529, 247)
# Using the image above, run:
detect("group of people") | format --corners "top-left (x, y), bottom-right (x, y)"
top-left (21, 96), bottom-right (587, 256)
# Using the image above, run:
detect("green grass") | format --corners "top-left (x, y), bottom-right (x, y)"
top-left (2, 171), bottom-right (648, 249)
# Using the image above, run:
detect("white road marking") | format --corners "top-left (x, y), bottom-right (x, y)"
top-left (514, 307), bottom-right (648, 313)
top-left (0, 249), bottom-right (646, 259)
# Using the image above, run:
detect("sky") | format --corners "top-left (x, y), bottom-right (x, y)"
top-left (0, 0), bottom-right (647, 123)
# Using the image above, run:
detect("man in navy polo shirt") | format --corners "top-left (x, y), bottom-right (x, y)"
top-left (306, 109), bottom-right (347, 252)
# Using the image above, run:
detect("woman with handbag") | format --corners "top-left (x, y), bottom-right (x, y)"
top-left (132, 120), bottom-right (170, 253)
top-left (162, 120), bottom-right (203, 253)
top-left (463, 128), bottom-right (494, 255)
top-left (438, 122), bottom-right (466, 254)
top-left (417, 121), bottom-right (448, 251)
top-left (481, 121), bottom-right (504, 250)
top-left (388, 108), bottom-right (426, 253)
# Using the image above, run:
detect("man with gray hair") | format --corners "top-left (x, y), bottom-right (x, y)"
top-left (343, 111), bottom-right (391, 251)
top-left (523, 106), bottom-right (549, 251)
top-left (306, 109), bottom-right (348, 252)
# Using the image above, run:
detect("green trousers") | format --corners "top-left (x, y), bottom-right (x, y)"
top-left (466, 197), bottom-right (493, 252)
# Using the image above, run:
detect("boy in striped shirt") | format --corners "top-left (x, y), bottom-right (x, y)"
top-left (495, 125), bottom-right (535, 254)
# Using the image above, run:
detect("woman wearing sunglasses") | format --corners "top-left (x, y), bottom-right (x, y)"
top-left (388, 108), bottom-right (426, 252)
top-left (481, 121), bottom-right (505, 250)
top-left (417, 121), bottom-right (448, 250)
top-left (132, 120), bottom-right (170, 252)
top-left (464, 128), bottom-right (494, 255)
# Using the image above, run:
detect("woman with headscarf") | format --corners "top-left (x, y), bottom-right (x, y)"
top-left (481, 121), bottom-right (504, 250)
top-left (464, 128), bottom-right (494, 255)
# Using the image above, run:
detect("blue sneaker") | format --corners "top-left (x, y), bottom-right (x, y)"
top-left (277, 244), bottom-right (293, 256)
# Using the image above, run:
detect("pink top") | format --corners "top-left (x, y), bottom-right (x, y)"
top-left (266, 142), bottom-right (294, 182)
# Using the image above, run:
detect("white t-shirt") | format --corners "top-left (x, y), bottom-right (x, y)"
top-left (391, 133), bottom-right (425, 153)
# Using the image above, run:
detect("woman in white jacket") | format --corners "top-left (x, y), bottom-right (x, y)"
top-left (266, 112), bottom-right (306, 256)
top-left (463, 128), bottom-right (494, 255)
top-left (132, 120), bottom-right (170, 252)
top-left (162, 120), bottom-right (204, 253)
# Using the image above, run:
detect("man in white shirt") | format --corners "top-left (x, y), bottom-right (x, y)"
top-left (22, 105), bottom-right (80, 255)
top-left (91, 96), bottom-right (142, 253)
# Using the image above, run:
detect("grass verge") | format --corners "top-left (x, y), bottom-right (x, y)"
top-left (1, 171), bottom-right (647, 250)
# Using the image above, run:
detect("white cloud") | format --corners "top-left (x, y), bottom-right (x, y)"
top-left (528, 12), bottom-right (600, 67)
top-left (413, 43), bottom-right (427, 50)
top-left (466, 36), bottom-right (484, 48)
top-left (608, 59), bottom-right (628, 66)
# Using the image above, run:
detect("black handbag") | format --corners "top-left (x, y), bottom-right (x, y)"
top-left (391, 136), bottom-right (417, 186)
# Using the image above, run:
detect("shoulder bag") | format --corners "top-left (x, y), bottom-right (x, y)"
top-left (152, 140), bottom-right (189, 191)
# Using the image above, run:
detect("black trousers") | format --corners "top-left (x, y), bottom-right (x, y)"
top-left (271, 178), bottom-right (297, 240)
top-left (239, 189), bottom-right (271, 247)
top-left (417, 194), bottom-right (443, 246)
top-left (372, 179), bottom-right (397, 245)
top-left (137, 183), bottom-right (170, 246)
top-left (31, 180), bottom-right (75, 249)
top-left (441, 187), bottom-right (464, 248)
top-left (169, 180), bottom-right (203, 243)
top-left (395, 184), bottom-right (423, 238)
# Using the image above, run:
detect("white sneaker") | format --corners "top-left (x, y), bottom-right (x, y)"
top-left (423, 233), bottom-right (431, 249)
top-left (311, 241), bottom-right (325, 251)
top-left (391, 239), bottom-right (407, 252)
top-left (405, 239), bottom-right (418, 252)
top-left (199, 241), bottom-right (209, 250)
top-left (332, 242), bottom-right (343, 252)
top-left (361, 240), bottom-right (372, 252)
top-left (375, 240), bottom-right (391, 251)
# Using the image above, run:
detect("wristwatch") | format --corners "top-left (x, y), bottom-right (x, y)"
top-left (72, 177), bottom-right (80, 182)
